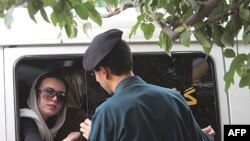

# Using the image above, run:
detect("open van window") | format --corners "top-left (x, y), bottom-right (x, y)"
top-left (15, 52), bottom-right (220, 141)
top-left (133, 53), bottom-right (220, 140)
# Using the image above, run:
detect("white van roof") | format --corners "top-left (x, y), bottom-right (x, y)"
top-left (0, 7), bottom-right (161, 46)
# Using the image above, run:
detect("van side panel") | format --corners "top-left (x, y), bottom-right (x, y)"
top-left (226, 44), bottom-right (250, 124)
top-left (5, 44), bottom-right (249, 141)
top-left (0, 47), bottom-right (6, 141)
top-left (4, 48), bottom-right (19, 141)
top-left (209, 46), bottom-right (230, 141)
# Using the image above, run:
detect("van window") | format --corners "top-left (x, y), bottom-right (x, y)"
top-left (133, 53), bottom-right (220, 141)
top-left (15, 53), bottom-right (220, 140)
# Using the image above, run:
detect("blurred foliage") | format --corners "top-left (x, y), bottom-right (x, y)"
top-left (0, 0), bottom-right (250, 90)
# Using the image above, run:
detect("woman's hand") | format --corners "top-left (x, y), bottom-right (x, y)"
top-left (80, 118), bottom-right (92, 140)
top-left (62, 131), bottom-right (82, 141)
top-left (202, 125), bottom-right (215, 137)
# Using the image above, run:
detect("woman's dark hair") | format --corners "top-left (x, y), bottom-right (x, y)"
top-left (55, 67), bottom-right (109, 113)
top-left (95, 40), bottom-right (133, 75)
top-left (57, 67), bottom-right (86, 108)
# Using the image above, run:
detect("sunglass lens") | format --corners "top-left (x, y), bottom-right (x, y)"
top-left (42, 88), bottom-right (65, 103)
top-left (44, 88), bottom-right (54, 97)
top-left (57, 92), bottom-right (66, 102)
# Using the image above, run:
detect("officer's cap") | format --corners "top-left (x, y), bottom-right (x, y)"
top-left (83, 29), bottom-right (123, 71)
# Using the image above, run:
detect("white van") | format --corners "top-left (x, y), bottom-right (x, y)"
top-left (0, 8), bottom-right (249, 141)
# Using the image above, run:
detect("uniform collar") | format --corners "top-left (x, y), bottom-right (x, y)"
top-left (114, 75), bottom-right (146, 94)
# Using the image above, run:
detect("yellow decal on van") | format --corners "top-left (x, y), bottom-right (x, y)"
top-left (184, 87), bottom-right (197, 106)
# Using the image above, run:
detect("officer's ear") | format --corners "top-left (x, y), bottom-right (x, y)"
top-left (99, 66), bottom-right (111, 80)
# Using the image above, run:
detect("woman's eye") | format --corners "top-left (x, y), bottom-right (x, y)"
top-left (45, 88), bottom-right (53, 95)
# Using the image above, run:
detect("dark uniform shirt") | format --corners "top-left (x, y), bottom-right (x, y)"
top-left (89, 76), bottom-right (214, 141)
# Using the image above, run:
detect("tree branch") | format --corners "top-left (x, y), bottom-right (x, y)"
top-left (207, 0), bottom-right (245, 23)
top-left (156, 20), bottom-right (175, 37)
top-left (166, 0), bottom-right (222, 41)
top-left (101, 4), bottom-right (133, 18)
top-left (194, 0), bottom-right (245, 32)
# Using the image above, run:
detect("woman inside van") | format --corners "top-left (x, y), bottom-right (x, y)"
top-left (54, 66), bottom-right (109, 140)
top-left (19, 72), bottom-right (82, 141)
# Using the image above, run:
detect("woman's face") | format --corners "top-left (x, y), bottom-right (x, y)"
top-left (37, 77), bottom-right (66, 120)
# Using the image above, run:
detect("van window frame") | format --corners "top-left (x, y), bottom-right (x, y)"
top-left (15, 52), bottom-right (221, 141)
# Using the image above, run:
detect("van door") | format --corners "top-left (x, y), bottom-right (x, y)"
top-left (5, 43), bottom-right (227, 141)
top-left (0, 47), bottom-right (6, 141)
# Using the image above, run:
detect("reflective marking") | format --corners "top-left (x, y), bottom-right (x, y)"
top-left (184, 87), bottom-right (197, 105)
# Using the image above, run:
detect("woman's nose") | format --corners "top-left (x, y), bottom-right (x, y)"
top-left (51, 94), bottom-right (58, 102)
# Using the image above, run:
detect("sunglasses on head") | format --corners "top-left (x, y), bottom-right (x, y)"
top-left (39, 87), bottom-right (66, 103)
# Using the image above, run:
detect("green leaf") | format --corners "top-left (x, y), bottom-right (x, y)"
top-left (129, 14), bottom-right (144, 38)
top-left (181, 7), bottom-right (193, 21)
top-left (212, 25), bottom-right (225, 47)
top-left (75, 4), bottom-right (89, 20)
top-left (175, 26), bottom-right (185, 33)
top-left (82, 22), bottom-right (92, 36)
top-left (243, 33), bottom-right (250, 45)
top-left (84, 2), bottom-right (102, 26)
top-left (158, 31), bottom-right (173, 55)
top-left (224, 54), bottom-right (248, 90)
top-left (239, 72), bottom-right (250, 88)
top-left (105, 0), bottom-right (118, 7)
top-left (183, 0), bottom-right (198, 10)
top-left (53, 0), bottom-right (65, 12)
top-left (51, 1), bottom-right (73, 28)
top-left (163, 2), bottom-right (175, 14)
top-left (194, 30), bottom-right (212, 54)
top-left (0, 12), bottom-right (4, 18)
top-left (221, 31), bottom-right (234, 47)
top-left (154, 12), bottom-right (164, 21)
top-left (51, 11), bottom-right (66, 27)
top-left (143, 0), bottom-right (151, 6)
top-left (0, 2), bottom-right (4, 11)
top-left (232, 54), bottom-right (247, 70)
top-left (248, 53), bottom-right (250, 67)
top-left (193, 21), bottom-right (204, 29)
top-left (65, 21), bottom-right (77, 38)
top-left (225, 19), bottom-right (241, 36)
top-left (243, 25), bottom-right (250, 35)
top-left (210, 1), bottom-right (227, 17)
top-left (223, 49), bottom-right (235, 58)
top-left (4, 6), bottom-right (14, 29)
top-left (43, 0), bottom-right (60, 7)
top-left (236, 65), bottom-right (244, 77)
top-left (239, 8), bottom-right (250, 22)
top-left (180, 30), bottom-right (191, 47)
top-left (6, 0), bottom-right (15, 5)
top-left (140, 23), bottom-right (155, 40)
top-left (194, 30), bottom-right (211, 48)
top-left (40, 7), bottom-right (50, 23)
top-left (68, 0), bottom-right (82, 7)
top-left (158, 0), bottom-right (167, 6)
top-left (27, 0), bottom-right (43, 23)
top-left (50, 12), bottom-right (58, 26)
top-left (224, 70), bottom-right (235, 91)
